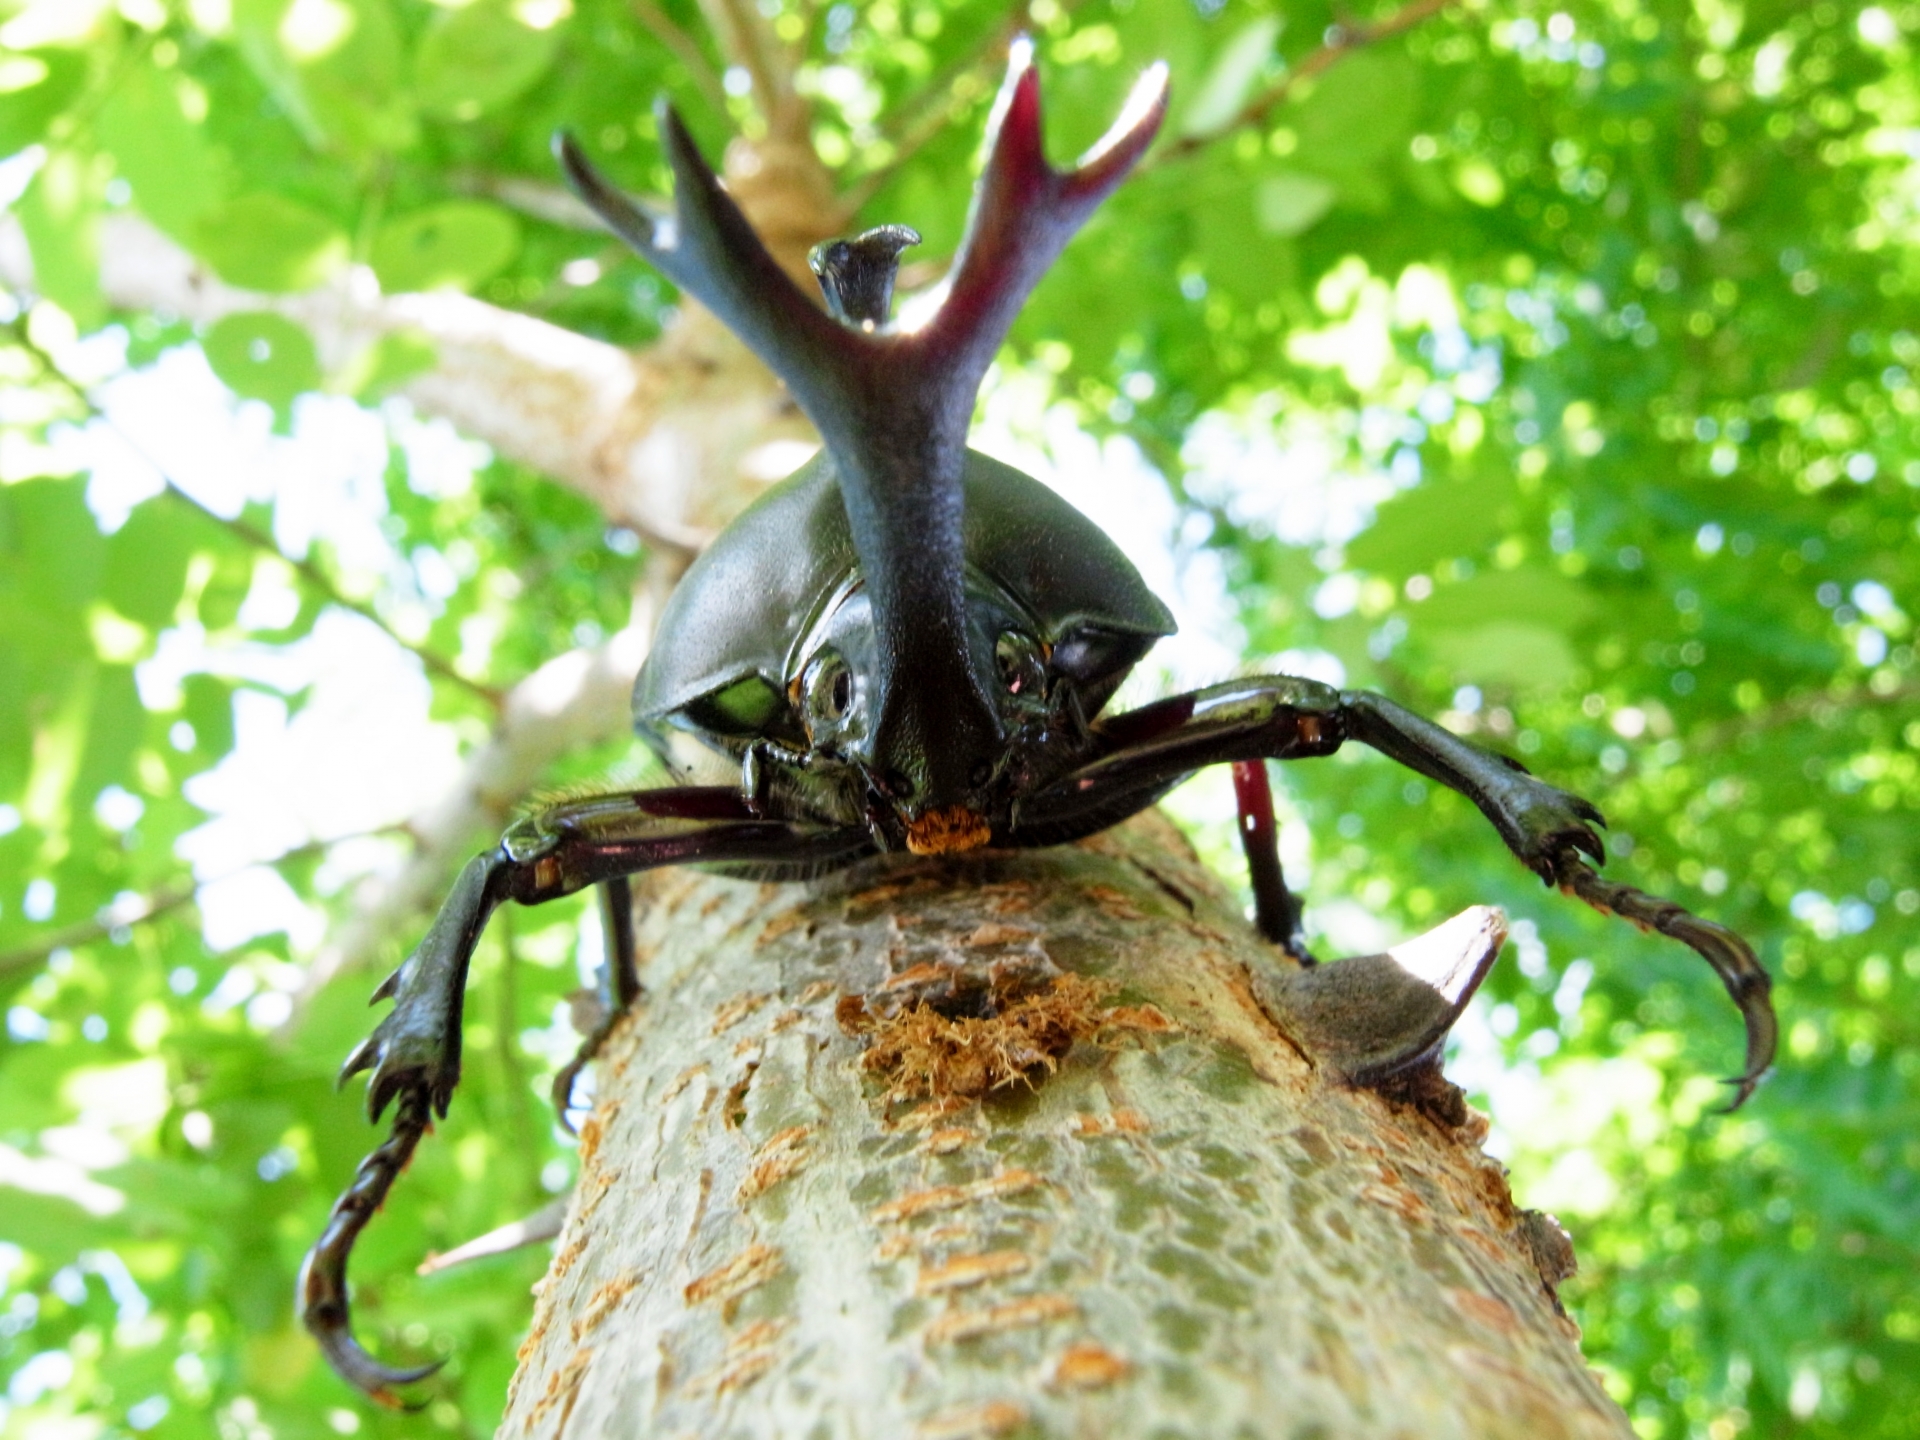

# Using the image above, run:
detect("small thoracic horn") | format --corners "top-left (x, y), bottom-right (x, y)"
top-left (809, 224), bottom-right (921, 329)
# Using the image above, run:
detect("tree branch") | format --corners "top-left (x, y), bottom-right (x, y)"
top-left (0, 833), bottom-right (363, 982)
top-left (1153, 0), bottom-right (1454, 166)
top-left (4, 213), bottom-right (818, 548)
top-left (696, 0), bottom-right (807, 143)
top-left (1, 130), bottom-right (844, 1011)
top-left (0, 882), bottom-right (196, 982)
top-left (4, 312), bottom-right (504, 707)
top-left (838, 0), bottom-right (1036, 216)
top-left (632, 0), bottom-right (732, 117)
top-left (1691, 679), bottom-right (1920, 752)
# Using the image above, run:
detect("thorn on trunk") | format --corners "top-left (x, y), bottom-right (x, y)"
top-left (1251, 905), bottom-right (1507, 1089)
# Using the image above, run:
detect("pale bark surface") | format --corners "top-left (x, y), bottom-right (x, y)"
top-left (499, 814), bottom-right (1632, 1440)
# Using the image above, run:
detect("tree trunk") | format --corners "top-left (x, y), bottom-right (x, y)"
top-left (497, 812), bottom-right (1632, 1440)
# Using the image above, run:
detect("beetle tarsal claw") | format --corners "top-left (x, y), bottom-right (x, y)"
top-left (904, 806), bottom-right (993, 856)
top-left (1252, 906), bottom-right (1508, 1085)
top-left (1558, 858), bottom-right (1776, 1108)
top-left (307, 1321), bottom-right (444, 1411)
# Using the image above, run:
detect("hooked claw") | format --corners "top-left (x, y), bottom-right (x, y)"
top-left (550, 1055), bottom-right (587, 1135)
top-left (300, 1088), bottom-right (443, 1404)
top-left (1559, 857), bottom-right (1776, 1109)
top-left (301, 1288), bottom-right (444, 1410)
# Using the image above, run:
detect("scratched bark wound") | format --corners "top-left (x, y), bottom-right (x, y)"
top-left (497, 813), bottom-right (1632, 1439)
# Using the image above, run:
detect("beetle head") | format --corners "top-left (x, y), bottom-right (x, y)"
top-left (787, 572), bottom-right (1069, 852)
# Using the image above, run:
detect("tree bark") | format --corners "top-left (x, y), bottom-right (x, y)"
top-left (498, 813), bottom-right (1632, 1440)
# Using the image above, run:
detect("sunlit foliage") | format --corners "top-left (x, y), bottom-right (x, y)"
top-left (1, 0), bottom-right (1916, 1435)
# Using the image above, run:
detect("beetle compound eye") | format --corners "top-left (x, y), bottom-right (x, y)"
top-left (802, 651), bottom-right (855, 728)
top-left (995, 631), bottom-right (1047, 699)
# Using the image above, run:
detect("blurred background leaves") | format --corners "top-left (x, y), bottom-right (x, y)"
top-left (0, 0), bottom-right (1916, 1435)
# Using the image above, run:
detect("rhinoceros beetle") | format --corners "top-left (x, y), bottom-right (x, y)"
top-left (300, 44), bottom-right (1777, 1403)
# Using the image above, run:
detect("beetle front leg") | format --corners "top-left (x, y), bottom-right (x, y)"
top-left (1340, 690), bottom-right (1607, 885)
top-left (1026, 676), bottom-right (1773, 1101)
top-left (303, 789), bottom-right (870, 1404)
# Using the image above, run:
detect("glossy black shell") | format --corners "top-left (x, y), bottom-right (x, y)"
top-left (636, 447), bottom-right (1175, 757)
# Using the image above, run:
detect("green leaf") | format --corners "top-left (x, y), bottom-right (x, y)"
top-left (17, 148), bottom-right (104, 328)
top-left (1179, 15), bottom-right (1281, 138)
top-left (1290, 51), bottom-right (1420, 173)
top-left (0, 48), bottom-right (89, 157)
top-left (103, 499), bottom-right (203, 630)
top-left (293, 0), bottom-right (415, 154)
top-left (233, 0), bottom-right (416, 156)
top-left (344, 327), bottom-right (439, 399)
top-left (415, 2), bottom-right (561, 120)
top-left (1255, 172), bottom-right (1338, 237)
top-left (191, 194), bottom-right (348, 292)
top-left (73, 661), bottom-right (141, 803)
top-left (1426, 620), bottom-right (1580, 690)
top-left (94, 65), bottom-right (227, 243)
top-left (0, 474), bottom-right (104, 622)
top-left (0, 476), bottom-right (102, 798)
top-left (371, 202), bottom-right (520, 293)
top-left (1347, 472), bottom-right (1519, 579)
top-left (1417, 566), bottom-right (1595, 631)
top-left (202, 311), bottom-right (322, 412)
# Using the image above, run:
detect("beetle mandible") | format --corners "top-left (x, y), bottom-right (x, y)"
top-left (300, 43), bottom-right (1777, 1404)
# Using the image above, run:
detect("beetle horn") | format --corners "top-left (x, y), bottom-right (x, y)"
top-left (553, 43), bottom-right (1168, 421)
top-left (557, 46), bottom-right (1168, 820)
top-left (908, 38), bottom-right (1170, 397)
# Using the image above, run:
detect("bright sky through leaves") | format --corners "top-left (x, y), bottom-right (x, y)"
top-left (2, 0), bottom-right (1918, 1435)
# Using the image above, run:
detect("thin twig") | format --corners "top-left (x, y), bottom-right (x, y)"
top-left (0, 833), bottom-right (374, 981)
top-left (0, 881), bottom-right (197, 981)
top-left (838, 0), bottom-right (1033, 214)
top-left (1154, 0), bottom-right (1454, 167)
top-left (1690, 679), bottom-right (1920, 752)
top-left (632, 0), bottom-right (731, 116)
top-left (163, 487), bottom-right (505, 707)
top-left (697, 0), bottom-right (784, 135)
top-left (4, 314), bottom-right (505, 709)
top-left (877, 0), bottom-right (1031, 146)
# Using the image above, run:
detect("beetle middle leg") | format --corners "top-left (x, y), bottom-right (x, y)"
top-left (551, 874), bottom-right (643, 1128)
top-left (1230, 759), bottom-right (1314, 962)
top-left (304, 788), bottom-right (869, 1404)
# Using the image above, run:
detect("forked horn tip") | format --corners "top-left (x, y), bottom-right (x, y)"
top-left (988, 34), bottom-right (1044, 142)
top-left (1006, 30), bottom-right (1037, 76)
top-left (651, 93), bottom-right (687, 140)
top-left (1076, 61), bottom-right (1172, 181)
top-left (552, 128), bottom-right (609, 196)
top-left (652, 97), bottom-right (713, 178)
top-left (1716, 1068), bottom-right (1766, 1113)
top-left (554, 130), bottom-right (644, 237)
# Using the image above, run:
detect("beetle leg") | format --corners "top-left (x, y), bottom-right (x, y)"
top-left (306, 787), bottom-right (869, 1402)
top-left (1558, 857), bottom-right (1775, 1108)
top-left (551, 875), bottom-right (642, 1129)
top-left (1230, 759), bottom-right (1314, 963)
top-left (299, 1089), bottom-right (443, 1408)
top-left (1338, 690), bottom-right (1609, 887)
top-left (1017, 676), bottom-right (1774, 1101)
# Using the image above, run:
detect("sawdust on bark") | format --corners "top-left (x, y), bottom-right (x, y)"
top-left (839, 973), bottom-right (1166, 1104)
